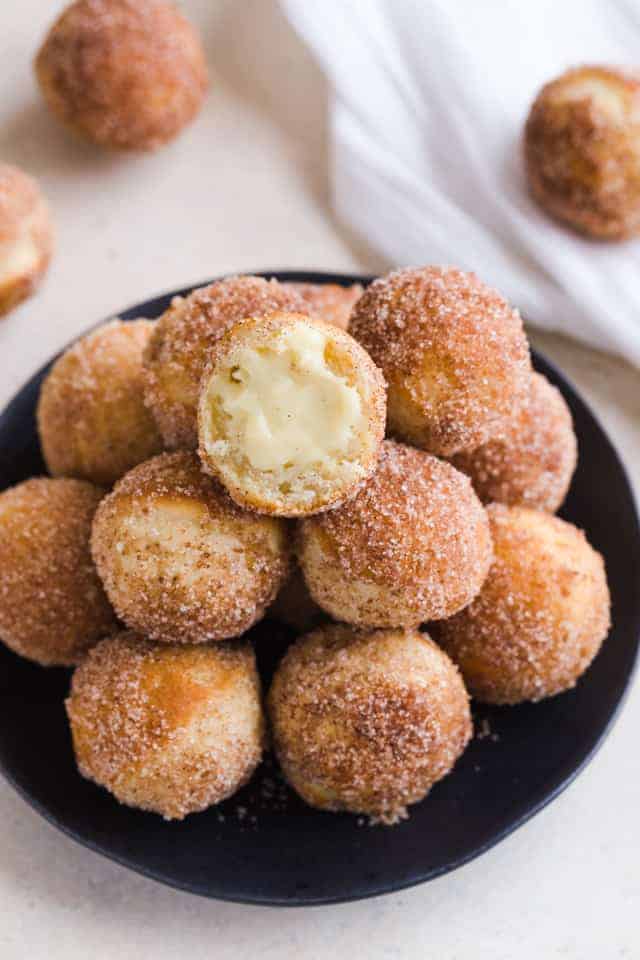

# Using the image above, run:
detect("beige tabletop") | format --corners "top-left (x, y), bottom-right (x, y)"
top-left (1, 2), bottom-right (639, 957)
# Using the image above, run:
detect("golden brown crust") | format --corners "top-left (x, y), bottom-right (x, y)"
top-left (524, 65), bottom-right (640, 239)
top-left (143, 276), bottom-right (303, 449)
top-left (451, 372), bottom-right (577, 512)
top-left (281, 282), bottom-right (363, 330)
top-left (38, 319), bottom-right (164, 486)
top-left (0, 477), bottom-right (117, 666)
top-left (91, 451), bottom-right (292, 643)
top-left (350, 267), bottom-right (531, 456)
top-left (298, 440), bottom-right (493, 626)
top-left (433, 504), bottom-right (611, 704)
top-left (197, 311), bottom-right (387, 517)
top-left (0, 164), bottom-right (53, 316)
top-left (67, 630), bottom-right (265, 819)
top-left (268, 624), bottom-right (472, 822)
top-left (35, 0), bottom-right (208, 151)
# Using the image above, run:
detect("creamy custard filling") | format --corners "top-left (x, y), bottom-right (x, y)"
top-left (209, 326), bottom-right (364, 474)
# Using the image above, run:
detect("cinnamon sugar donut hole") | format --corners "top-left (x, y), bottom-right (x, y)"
top-left (297, 440), bottom-right (493, 627)
top-left (525, 66), bottom-right (640, 239)
top-left (434, 504), bottom-right (611, 705)
top-left (282, 281), bottom-right (363, 330)
top-left (144, 276), bottom-right (303, 450)
top-left (35, 0), bottom-right (208, 152)
top-left (451, 372), bottom-right (577, 513)
top-left (91, 452), bottom-right (291, 644)
top-left (268, 624), bottom-right (472, 823)
top-left (0, 164), bottom-right (52, 316)
top-left (350, 267), bottom-right (531, 457)
top-left (67, 631), bottom-right (265, 819)
top-left (38, 320), bottom-right (163, 487)
top-left (0, 477), bottom-right (116, 666)
top-left (197, 312), bottom-right (386, 517)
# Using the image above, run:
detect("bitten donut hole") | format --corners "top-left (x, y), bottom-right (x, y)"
top-left (142, 276), bottom-right (305, 450)
top-left (198, 316), bottom-right (385, 515)
top-left (0, 164), bottom-right (52, 316)
top-left (206, 327), bottom-right (365, 474)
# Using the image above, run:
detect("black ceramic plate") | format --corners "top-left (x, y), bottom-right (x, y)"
top-left (0, 271), bottom-right (638, 907)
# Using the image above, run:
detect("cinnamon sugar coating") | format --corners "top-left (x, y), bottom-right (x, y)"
top-left (268, 624), bottom-right (472, 823)
top-left (434, 504), bottom-right (611, 705)
top-left (35, 0), bottom-right (208, 151)
top-left (144, 276), bottom-right (303, 450)
top-left (350, 267), bottom-right (531, 456)
top-left (298, 440), bottom-right (493, 627)
top-left (451, 372), bottom-right (577, 513)
top-left (91, 452), bottom-right (292, 643)
top-left (38, 319), bottom-right (164, 487)
top-left (67, 631), bottom-right (265, 819)
top-left (0, 164), bottom-right (52, 316)
top-left (0, 477), bottom-right (116, 666)
top-left (282, 281), bottom-right (363, 330)
top-left (525, 65), bottom-right (640, 239)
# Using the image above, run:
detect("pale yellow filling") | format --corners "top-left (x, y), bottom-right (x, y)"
top-left (210, 325), bottom-right (364, 474)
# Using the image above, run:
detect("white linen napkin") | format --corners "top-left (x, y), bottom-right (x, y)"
top-left (281, 0), bottom-right (640, 366)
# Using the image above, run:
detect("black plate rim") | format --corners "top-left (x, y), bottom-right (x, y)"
top-left (1, 269), bottom-right (638, 907)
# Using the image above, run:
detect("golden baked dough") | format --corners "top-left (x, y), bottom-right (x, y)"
top-left (525, 65), bottom-right (640, 239)
top-left (38, 320), bottom-right (163, 487)
top-left (434, 504), bottom-right (611, 704)
top-left (91, 451), bottom-right (292, 643)
top-left (0, 164), bottom-right (52, 316)
top-left (35, 0), bottom-right (208, 151)
top-left (0, 477), bottom-right (116, 666)
top-left (281, 281), bottom-right (363, 330)
top-left (268, 624), bottom-right (471, 823)
top-left (451, 372), bottom-right (577, 512)
top-left (350, 266), bottom-right (531, 456)
top-left (298, 440), bottom-right (492, 626)
top-left (67, 631), bottom-right (265, 819)
top-left (143, 276), bottom-right (303, 450)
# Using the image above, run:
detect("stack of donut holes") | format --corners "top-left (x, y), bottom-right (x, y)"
top-left (0, 268), bottom-right (610, 826)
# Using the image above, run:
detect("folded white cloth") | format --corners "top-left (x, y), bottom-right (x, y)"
top-left (282, 0), bottom-right (640, 366)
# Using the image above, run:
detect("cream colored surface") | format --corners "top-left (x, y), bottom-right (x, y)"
top-left (117, 501), bottom-right (251, 587)
top-left (209, 324), bottom-right (363, 473)
top-left (0, 1), bottom-right (638, 958)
